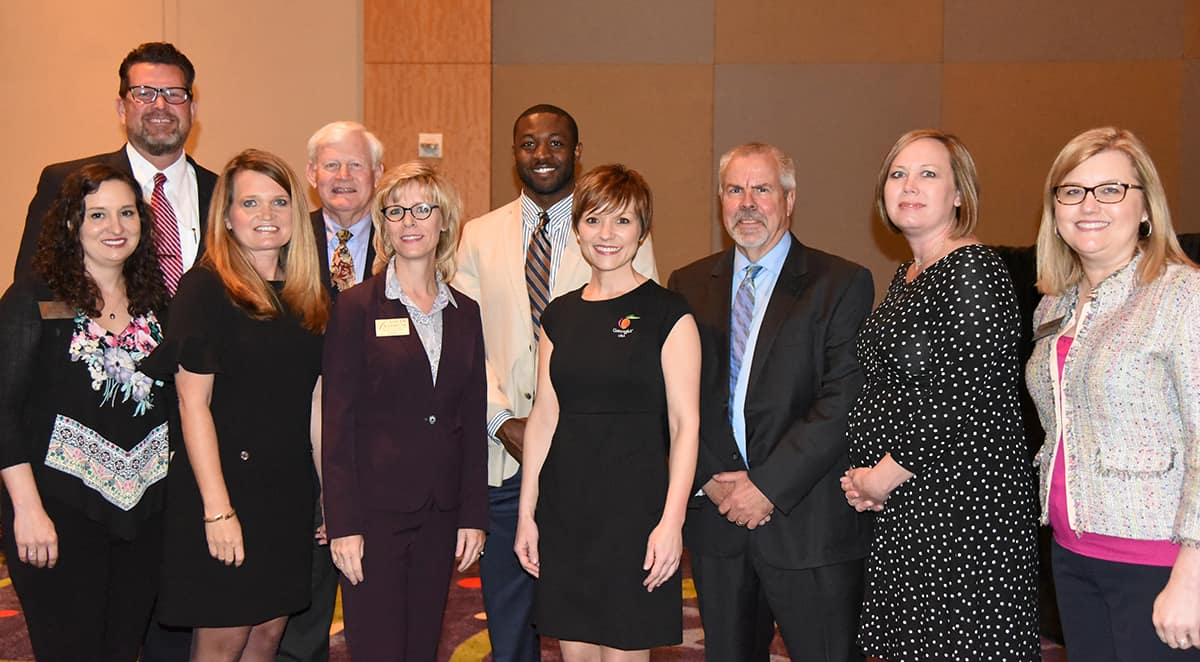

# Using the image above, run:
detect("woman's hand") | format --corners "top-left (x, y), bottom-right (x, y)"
top-left (643, 521), bottom-right (682, 592)
top-left (514, 517), bottom-right (540, 577)
top-left (455, 528), bottom-right (486, 572)
top-left (204, 515), bottom-right (245, 567)
top-left (331, 534), bottom-right (365, 585)
top-left (12, 503), bottom-right (58, 568)
top-left (1154, 547), bottom-right (1200, 649)
top-left (840, 468), bottom-right (884, 512)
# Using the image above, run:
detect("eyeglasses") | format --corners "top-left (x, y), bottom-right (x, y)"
top-left (1053, 182), bottom-right (1143, 205)
top-left (127, 85), bottom-right (192, 105)
top-left (381, 203), bottom-right (439, 222)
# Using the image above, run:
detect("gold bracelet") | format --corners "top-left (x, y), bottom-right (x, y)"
top-left (202, 509), bottom-right (237, 523)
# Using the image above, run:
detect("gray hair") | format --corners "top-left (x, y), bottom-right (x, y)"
top-left (717, 142), bottom-right (796, 194)
top-left (306, 121), bottom-right (384, 169)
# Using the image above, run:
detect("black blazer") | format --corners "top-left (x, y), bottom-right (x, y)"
top-left (14, 148), bottom-right (218, 278)
top-left (321, 272), bottom-right (488, 539)
top-left (668, 236), bottom-right (875, 569)
top-left (310, 209), bottom-right (377, 300)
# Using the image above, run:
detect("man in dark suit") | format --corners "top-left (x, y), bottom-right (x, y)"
top-left (271, 121), bottom-right (384, 662)
top-left (304, 121), bottom-right (384, 299)
top-left (15, 42), bottom-right (216, 288)
top-left (12, 41), bottom-right (216, 661)
top-left (669, 142), bottom-right (874, 661)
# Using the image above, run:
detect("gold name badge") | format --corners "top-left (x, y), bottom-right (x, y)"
top-left (375, 317), bottom-right (410, 337)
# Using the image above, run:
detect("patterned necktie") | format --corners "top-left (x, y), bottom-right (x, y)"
top-left (330, 228), bottom-right (355, 292)
top-left (729, 265), bottom-right (763, 414)
top-left (150, 173), bottom-right (184, 295)
top-left (525, 211), bottom-right (553, 340)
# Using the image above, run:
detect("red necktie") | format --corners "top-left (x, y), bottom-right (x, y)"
top-left (151, 172), bottom-right (184, 295)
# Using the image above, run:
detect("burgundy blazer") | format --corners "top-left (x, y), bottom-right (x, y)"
top-left (321, 271), bottom-right (488, 538)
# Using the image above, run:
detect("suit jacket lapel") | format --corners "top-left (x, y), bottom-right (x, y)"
top-left (365, 223), bottom-right (378, 278)
top-left (312, 210), bottom-right (334, 295)
top-left (746, 238), bottom-right (807, 394)
top-left (710, 250), bottom-right (736, 401)
top-left (504, 203), bottom-right (535, 331)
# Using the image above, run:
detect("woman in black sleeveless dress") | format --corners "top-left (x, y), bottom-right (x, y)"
top-left (514, 165), bottom-right (700, 659)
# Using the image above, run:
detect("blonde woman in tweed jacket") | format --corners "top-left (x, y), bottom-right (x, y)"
top-left (1028, 127), bottom-right (1200, 661)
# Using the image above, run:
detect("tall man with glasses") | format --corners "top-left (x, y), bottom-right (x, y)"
top-left (13, 41), bottom-right (216, 661)
top-left (14, 41), bottom-right (216, 290)
top-left (454, 104), bottom-right (658, 661)
top-left (668, 142), bottom-right (873, 661)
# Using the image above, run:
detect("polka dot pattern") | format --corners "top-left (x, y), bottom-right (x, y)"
top-left (848, 245), bottom-right (1041, 661)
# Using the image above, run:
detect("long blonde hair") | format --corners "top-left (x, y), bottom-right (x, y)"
top-left (202, 148), bottom-right (329, 332)
top-left (1035, 127), bottom-right (1194, 295)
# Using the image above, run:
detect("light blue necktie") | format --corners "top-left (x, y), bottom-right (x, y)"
top-left (729, 265), bottom-right (763, 462)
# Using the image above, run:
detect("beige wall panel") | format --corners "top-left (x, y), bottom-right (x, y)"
top-left (1180, 60), bottom-right (1200, 234)
top-left (367, 64), bottom-right (492, 220)
top-left (945, 0), bottom-right (1183, 62)
top-left (942, 62), bottom-right (1183, 250)
top-left (178, 0), bottom-right (362, 191)
top-left (714, 64), bottom-right (942, 302)
top-left (492, 0), bottom-right (713, 64)
top-left (0, 1), bottom-right (163, 287)
top-left (714, 0), bottom-right (942, 64)
top-left (489, 65), bottom-right (713, 279)
top-left (366, 0), bottom-right (489, 64)
top-left (0, 1), bottom-right (362, 287)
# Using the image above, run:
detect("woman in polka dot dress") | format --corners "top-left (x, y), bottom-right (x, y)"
top-left (840, 130), bottom-right (1040, 661)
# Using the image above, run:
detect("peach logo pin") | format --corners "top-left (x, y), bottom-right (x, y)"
top-left (612, 314), bottom-right (639, 338)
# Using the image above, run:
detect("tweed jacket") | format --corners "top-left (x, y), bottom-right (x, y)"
top-left (1027, 254), bottom-right (1200, 545)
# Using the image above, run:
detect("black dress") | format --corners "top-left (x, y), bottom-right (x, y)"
top-left (534, 280), bottom-right (689, 650)
top-left (151, 266), bottom-right (323, 627)
top-left (847, 245), bottom-right (1040, 661)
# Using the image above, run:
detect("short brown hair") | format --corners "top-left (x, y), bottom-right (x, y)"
top-left (572, 164), bottom-right (653, 240)
top-left (118, 42), bottom-right (195, 96)
top-left (875, 129), bottom-right (979, 238)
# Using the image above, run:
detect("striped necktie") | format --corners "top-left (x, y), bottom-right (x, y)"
top-left (330, 228), bottom-right (355, 291)
top-left (525, 211), bottom-right (553, 339)
top-left (729, 265), bottom-right (763, 414)
top-left (150, 172), bottom-right (184, 295)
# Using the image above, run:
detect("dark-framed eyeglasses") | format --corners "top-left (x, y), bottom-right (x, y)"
top-left (127, 85), bottom-right (192, 105)
top-left (381, 203), bottom-right (439, 222)
top-left (1053, 182), bottom-right (1144, 205)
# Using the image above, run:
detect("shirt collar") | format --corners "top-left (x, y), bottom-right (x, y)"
top-left (732, 232), bottom-right (792, 278)
top-left (384, 257), bottom-right (458, 309)
top-left (125, 143), bottom-right (188, 185)
top-left (323, 210), bottom-right (373, 239)
top-left (520, 191), bottom-right (573, 230)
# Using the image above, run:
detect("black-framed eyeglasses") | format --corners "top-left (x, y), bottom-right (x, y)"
top-left (1053, 182), bottom-right (1144, 205)
top-left (381, 203), bottom-right (439, 222)
top-left (127, 85), bottom-right (192, 105)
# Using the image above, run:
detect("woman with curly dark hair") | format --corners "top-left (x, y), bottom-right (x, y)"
top-left (0, 162), bottom-right (170, 661)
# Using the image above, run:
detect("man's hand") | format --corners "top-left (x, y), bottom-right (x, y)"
top-left (497, 418), bottom-right (527, 464)
top-left (712, 471), bottom-right (774, 529)
top-left (702, 477), bottom-right (733, 508)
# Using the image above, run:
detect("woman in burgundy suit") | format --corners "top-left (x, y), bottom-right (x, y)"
top-left (321, 161), bottom-right (487, 661)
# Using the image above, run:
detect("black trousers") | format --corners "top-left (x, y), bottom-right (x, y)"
top-left (691, 544), bottom-right (864, 662)
top-left (1053, 540), bottom-right (1200, 661)
top-left (3, 495), bottom-right (162, 662)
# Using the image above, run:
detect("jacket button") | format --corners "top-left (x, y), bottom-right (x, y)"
top-left (427, 415), bottom-right (437, 425)
top-left (524, 393), bottom-right (532, 400)
top-left (240, 450), bottom-right (250, 461)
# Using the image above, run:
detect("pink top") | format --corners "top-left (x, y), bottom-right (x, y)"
top-left (1049, 334), bottom-right (1179, 566)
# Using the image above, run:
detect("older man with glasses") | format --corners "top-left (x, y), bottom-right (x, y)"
top-left (14, 41), bottom-right (217, 293)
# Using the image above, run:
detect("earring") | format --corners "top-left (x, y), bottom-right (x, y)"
top-left (1139, 218), bottom-right (1152, 239)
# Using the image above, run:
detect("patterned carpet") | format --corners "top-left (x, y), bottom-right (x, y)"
top-left (0, 551), bottom-right (1066, 661)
